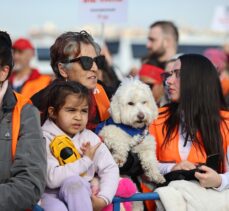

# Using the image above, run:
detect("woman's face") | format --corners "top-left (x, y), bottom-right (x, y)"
top-left (166, 59), bottom-right (181, 102)
top-left (62, 43), bottom-right (99, 90)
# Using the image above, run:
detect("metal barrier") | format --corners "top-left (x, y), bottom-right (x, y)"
top-left (32, 204), bottom-right (44, 211)
top-left (112, 192), bottom-right (159, 211)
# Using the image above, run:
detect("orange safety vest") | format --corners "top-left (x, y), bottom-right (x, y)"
top-left (12, 92), bottom-right (41, 211)
top-left (149, 107), bottom-right (229, 165)
top-left (221, 77), bottom-right (229, 96)
top-left (140, 183), bottom-right (157, 211)
top-left (144, 107), bottom-right (229, 211)
top-left (21, 75), bottom-right (51, 99)
top-left (94, 83), bottom-right (110, 121)
top-left (12, 92), bottom-right (32, 160)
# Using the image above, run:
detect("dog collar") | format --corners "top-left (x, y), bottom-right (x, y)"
top-left (134, 129), bottom-right (149, 145)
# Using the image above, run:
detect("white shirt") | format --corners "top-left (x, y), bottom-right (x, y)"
top-left (158, 126), bottom-right (229, 191)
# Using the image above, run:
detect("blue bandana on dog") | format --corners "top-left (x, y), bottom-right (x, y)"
top-left (95, 117), bottom-right (146, 137)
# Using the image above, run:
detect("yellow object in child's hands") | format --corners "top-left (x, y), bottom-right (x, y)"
top-left (50, 135), bottom-right (81, 165)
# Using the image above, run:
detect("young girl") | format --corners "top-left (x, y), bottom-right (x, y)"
top-left (41, 80), bottom-right (119, 211)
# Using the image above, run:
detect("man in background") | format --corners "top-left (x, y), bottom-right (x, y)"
top-left (138, 63), bottom-right (165, 106)
top-left (143, 20), bottom-right (179, 70)
top-left (9, 38), bottom-right (51, 99)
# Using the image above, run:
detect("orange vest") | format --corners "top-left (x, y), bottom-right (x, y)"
top-left (21, 75), bottom-right (51, 99)
top-left (149, 107), bottom-right (229, 165)
top-left (94, 83), bottom-right (110, 121)
top-left (144, 107), bottom-right (229, 211)
top-left (140, 183), bottom-right (157, 211)
top-left (221, 77), bottom-right (229, 96)
top-left (12, 92), bottom-right (32, 160)
top-left (12, 93), bottom-right (41, 211)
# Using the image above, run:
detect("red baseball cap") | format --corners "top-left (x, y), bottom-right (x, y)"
top-left (138, 64), bottom-right (164, 84)
top-left (12, 38), bottom-right (34, 51)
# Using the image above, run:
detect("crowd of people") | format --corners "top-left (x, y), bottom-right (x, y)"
top-left (0, 18), bottom-right (229, 211)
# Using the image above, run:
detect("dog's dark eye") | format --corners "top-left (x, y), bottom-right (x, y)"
top-left (128, 102), bottom-right (134, 106)
top-left (142, 101), bottom-right (147, 104)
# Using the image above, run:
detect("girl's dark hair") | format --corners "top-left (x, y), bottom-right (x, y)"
top-left (42, 79), bottom-right (90, 123)
top-left (0, 31), bottom-right (13, 78)
top-left (162, 54), bottom-right (228, 172)
top-left (50, 30), bottom-right (101, 79)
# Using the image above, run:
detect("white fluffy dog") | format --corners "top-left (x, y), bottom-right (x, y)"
top-left (97, 78), bottom-right (165, 184)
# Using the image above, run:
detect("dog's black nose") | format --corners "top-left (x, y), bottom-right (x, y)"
top-left (137, 112), bottom-right (145, 120)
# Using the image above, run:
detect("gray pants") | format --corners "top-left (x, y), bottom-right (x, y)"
top-left (41, 175), bottom-right (93, 211)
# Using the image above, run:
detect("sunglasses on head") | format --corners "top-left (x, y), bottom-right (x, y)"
top-left (160, 69), bottom-right (181, 81)
top-left (64, 55), bottom-right (105, 71)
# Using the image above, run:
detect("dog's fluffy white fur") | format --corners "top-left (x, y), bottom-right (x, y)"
top-left (99, 78), bottom-right (165, 184)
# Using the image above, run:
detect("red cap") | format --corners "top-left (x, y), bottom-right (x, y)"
top-left (12, 38), bottom-right (34, 51)
top-left (138, 64), bottom-right (164, 84)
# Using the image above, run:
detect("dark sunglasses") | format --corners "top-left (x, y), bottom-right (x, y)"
top-left (160, 69), bottom-right (181, 81)
top-left (64, 55), bottom-right (105, 71)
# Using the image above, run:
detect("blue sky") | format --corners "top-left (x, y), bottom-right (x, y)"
top-left (1, 0), bottom-right (228, 37)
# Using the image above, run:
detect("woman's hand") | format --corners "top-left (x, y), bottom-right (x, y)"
top-left (91, 195), bottom-right (107, 211)
top-left (171, 160), bottom-right (196, 171)
top-left (195, 165), bottom-right (222, 188)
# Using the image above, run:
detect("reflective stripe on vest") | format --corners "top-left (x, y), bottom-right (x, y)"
top-left (12, 92), bottom-right (32, 160)
top-left (94, 83), bottom-right (110, 121)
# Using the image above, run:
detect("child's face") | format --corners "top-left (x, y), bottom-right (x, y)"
top-left (54, 94), bottom-right (89, 137)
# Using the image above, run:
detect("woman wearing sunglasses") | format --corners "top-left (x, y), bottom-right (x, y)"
top-left (150, 54), bottom-right (229, 192)
top-left (32, 31), bottom-right (110, 130)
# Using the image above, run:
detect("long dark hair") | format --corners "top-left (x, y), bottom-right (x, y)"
top-left (162, 54), bottom-right (228, 171)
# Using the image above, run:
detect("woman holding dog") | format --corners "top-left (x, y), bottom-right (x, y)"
top-left (32, 31), bottom-right (110, 130)
top-left (150, 54), bottom-right (229, 190)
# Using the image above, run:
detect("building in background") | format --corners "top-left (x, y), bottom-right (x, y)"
top-left (25, 23), bottom-right (228, 76)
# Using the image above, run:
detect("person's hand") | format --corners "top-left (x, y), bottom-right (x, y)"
top-left (90, 178), bottom-right (100, 195)
top-left (195, 165), bottom-right (222, 188)
top-left (171, 160), bottom-right (196, 171)
top-left (91, 195), bottom-right (107, 211)
top-left (80, 142), bottom-right (101, 160)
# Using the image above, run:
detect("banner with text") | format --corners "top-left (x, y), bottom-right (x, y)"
top-left (78, 0), bottom-right (128, 24)
top-left (211, 5), bottom-right (229, 32)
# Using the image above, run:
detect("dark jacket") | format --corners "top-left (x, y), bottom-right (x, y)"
top-left (0, 85), bottom-right (46, 211)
